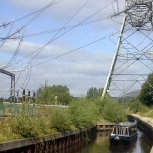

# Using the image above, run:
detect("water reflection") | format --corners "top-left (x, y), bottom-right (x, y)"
top-left (58, 129), bottom-right (152, 153)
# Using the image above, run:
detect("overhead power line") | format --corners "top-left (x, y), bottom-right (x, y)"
top-left (0, 0), bottom-right (90, 89)
top-left (6, 29), bottom-right (119, 72)
top-left (12, 0), bottom-right (91, 90)
top-left (21, 1), bottom-right (114, 65)
top-left (1, 15), bottom-right (121, 40)
top-left (31, 36), bottom-right (108, 68)
top-left (23, 29), bottom-right (119, 69)
top-left (0, 1), bottom-right (121, 70)
top-left (0, 0), bottom-right (66, 28)
top-left (1, 1), bottom-right (123, 40)
top-left (23, 16), bottom-right (121, 38)
top-left (23, 17), bottom-right (110, 38)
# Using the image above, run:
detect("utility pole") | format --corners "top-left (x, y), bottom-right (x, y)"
top-left (0, 69), bottom-right (15, 103)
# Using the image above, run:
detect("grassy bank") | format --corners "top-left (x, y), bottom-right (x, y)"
top-left (127, 99), bottom-right (153, 118)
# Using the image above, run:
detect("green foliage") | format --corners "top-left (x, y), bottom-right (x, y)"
top-left (86, 87), bottom-right (103, 99)
top-left (55, 93), bottom-right (71, 105)
top-left (69, 98), bottom-right (99, 127)
top-left (141, 109), bottom-right (153, 118)
top-left (36, 81), bottom-right (54, 104)
top-left (36, 81), bottom-right (71, 105)
top-left (0, 119), bottom-right (21, 142)
top-left (0, 98), bottom-right (3, 103)
top-left (128, 99), bottom-right (149, 113)
top-left (50, 85), bottom-right (71, 104)
top-left (10, 103), bottom-right (54, 137)
top-left (50, 108), bottom-right (72, 131)
top-left (50, 85), bottom-right (69, 94)
top-left (101, 98), bottom-right (126, 123)
top-left (139, 73), bottom-right (153, 106)
top-left (94, 97), bottom-right (107, 114)
top-left (0, 95), bottom-right (129, 142)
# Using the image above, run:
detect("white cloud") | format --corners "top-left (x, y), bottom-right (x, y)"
top-left (2, 0), bottom-right (151, 99)
top-left (0, 36), bottom-right (114, 98)
top-left (7, 0), bottom-right (125, 27)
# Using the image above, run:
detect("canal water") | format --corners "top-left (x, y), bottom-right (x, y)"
top-left (59, 129), bottom-right (153, 153)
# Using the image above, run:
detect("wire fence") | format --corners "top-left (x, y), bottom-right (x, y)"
top-left (0, 102), bottom-right (69, 117)
top-left (0, 103), bottom-right (36, 117)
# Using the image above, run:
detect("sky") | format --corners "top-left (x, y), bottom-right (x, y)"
top-left (0, 0), bottom-right (130, 98)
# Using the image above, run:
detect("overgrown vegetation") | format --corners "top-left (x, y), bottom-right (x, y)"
top-left (139, 73), bottom-right (153, 106)
top-left (36, 81), bottom-right (71, 105)
top-left (0, 82), bottom-right (141, 142)
top-left (86, 87), bottom-right (103, 99)
top-left (122, 73), bottom-right (153, 117)
top-left (127, 98), bottom-right (153, 118)
top-left (0, 95), bottom-right (128, 142)
top-left (128, 99), bottom-right (148, 113)
top-left (101, 97), bottom-right (126, 122)
top-left (69, 98), bottom-right (99, 127)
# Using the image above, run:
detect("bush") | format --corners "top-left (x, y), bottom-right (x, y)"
top-left (69, 98), bottom-right (99, 127)
top-left (101, 99), bottom-right (126, 123)
top-left (139, 73), bottom-right (153, 106)
top-left (10, 103), bottom-right (54, 137)
top-left (49, 107), bottom-right (72, 131)
top-left (128, 99), bottom-right (149, 113)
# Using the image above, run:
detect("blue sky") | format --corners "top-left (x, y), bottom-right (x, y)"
top-left (0, 0), bottom-right (126, 98)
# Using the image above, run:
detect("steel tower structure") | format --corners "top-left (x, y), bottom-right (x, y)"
top-left (0, 69), bottom-right (15, 103)
top-left (102, 0), bottom-right (153, 100)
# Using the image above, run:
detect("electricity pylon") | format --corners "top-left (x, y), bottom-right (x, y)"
top-left (102, 0), bottom-right (153, 100)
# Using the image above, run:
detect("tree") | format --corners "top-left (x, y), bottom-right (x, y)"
top-left (36, 81), bottom-right (54, 104)
top-left (36, 82), bottom-right (71, 105)
top-left (139, 73), bottom-right (153, 106)
top-left (50, 85), bottom-right (71, 105)
top-left (86, 87), bottom-right (103, 99)
top-left (50, 85), bottom-right (69, 94)
top-left (0, 98), bottom-right (3, 103)
top-left (97, 88), bottom-right (103, 97)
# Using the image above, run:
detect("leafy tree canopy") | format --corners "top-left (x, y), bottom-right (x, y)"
top-left (50, 85), bottom-right (69, 94)
top-left (0, 98), bottom-right (3, 103)
top-left (86, 87), bottom-right (103, 99)
top-left (36, 81), bottom-right (54, 104)
top-left (139, 73), bottom-right (153, 106)
top-left (36, 81), bottom-right (71, 105)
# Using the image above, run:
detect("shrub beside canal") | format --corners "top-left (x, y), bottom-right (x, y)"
top-left (0, 97), bottom-right (127, 142)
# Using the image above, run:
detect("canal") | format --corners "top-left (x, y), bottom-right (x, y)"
top-left (58, 129), bottom-right (153, 153)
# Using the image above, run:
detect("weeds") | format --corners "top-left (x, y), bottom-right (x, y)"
top-left (0, 97), bottom-right (128, 142)
top-left (101, 98), bottom-right (127, 123)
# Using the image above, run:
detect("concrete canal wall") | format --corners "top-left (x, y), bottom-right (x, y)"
top-left (128, 114), bottom-right (153, 153)
top-left (0, 126), bottom-right (96, 153)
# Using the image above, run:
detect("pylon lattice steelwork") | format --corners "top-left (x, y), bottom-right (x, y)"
top-left (102, 0), bottom-right (153, 100)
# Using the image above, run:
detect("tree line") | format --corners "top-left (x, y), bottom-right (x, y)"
top-left (36, 81), bottom-right (103, 105)
top-left (1, 73), bottom-right (153, 106)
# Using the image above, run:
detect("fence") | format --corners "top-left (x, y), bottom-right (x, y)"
top-left (0, 102), bottom-right (68, 117)
top-left (0, 102), bottom-right (36, 117)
